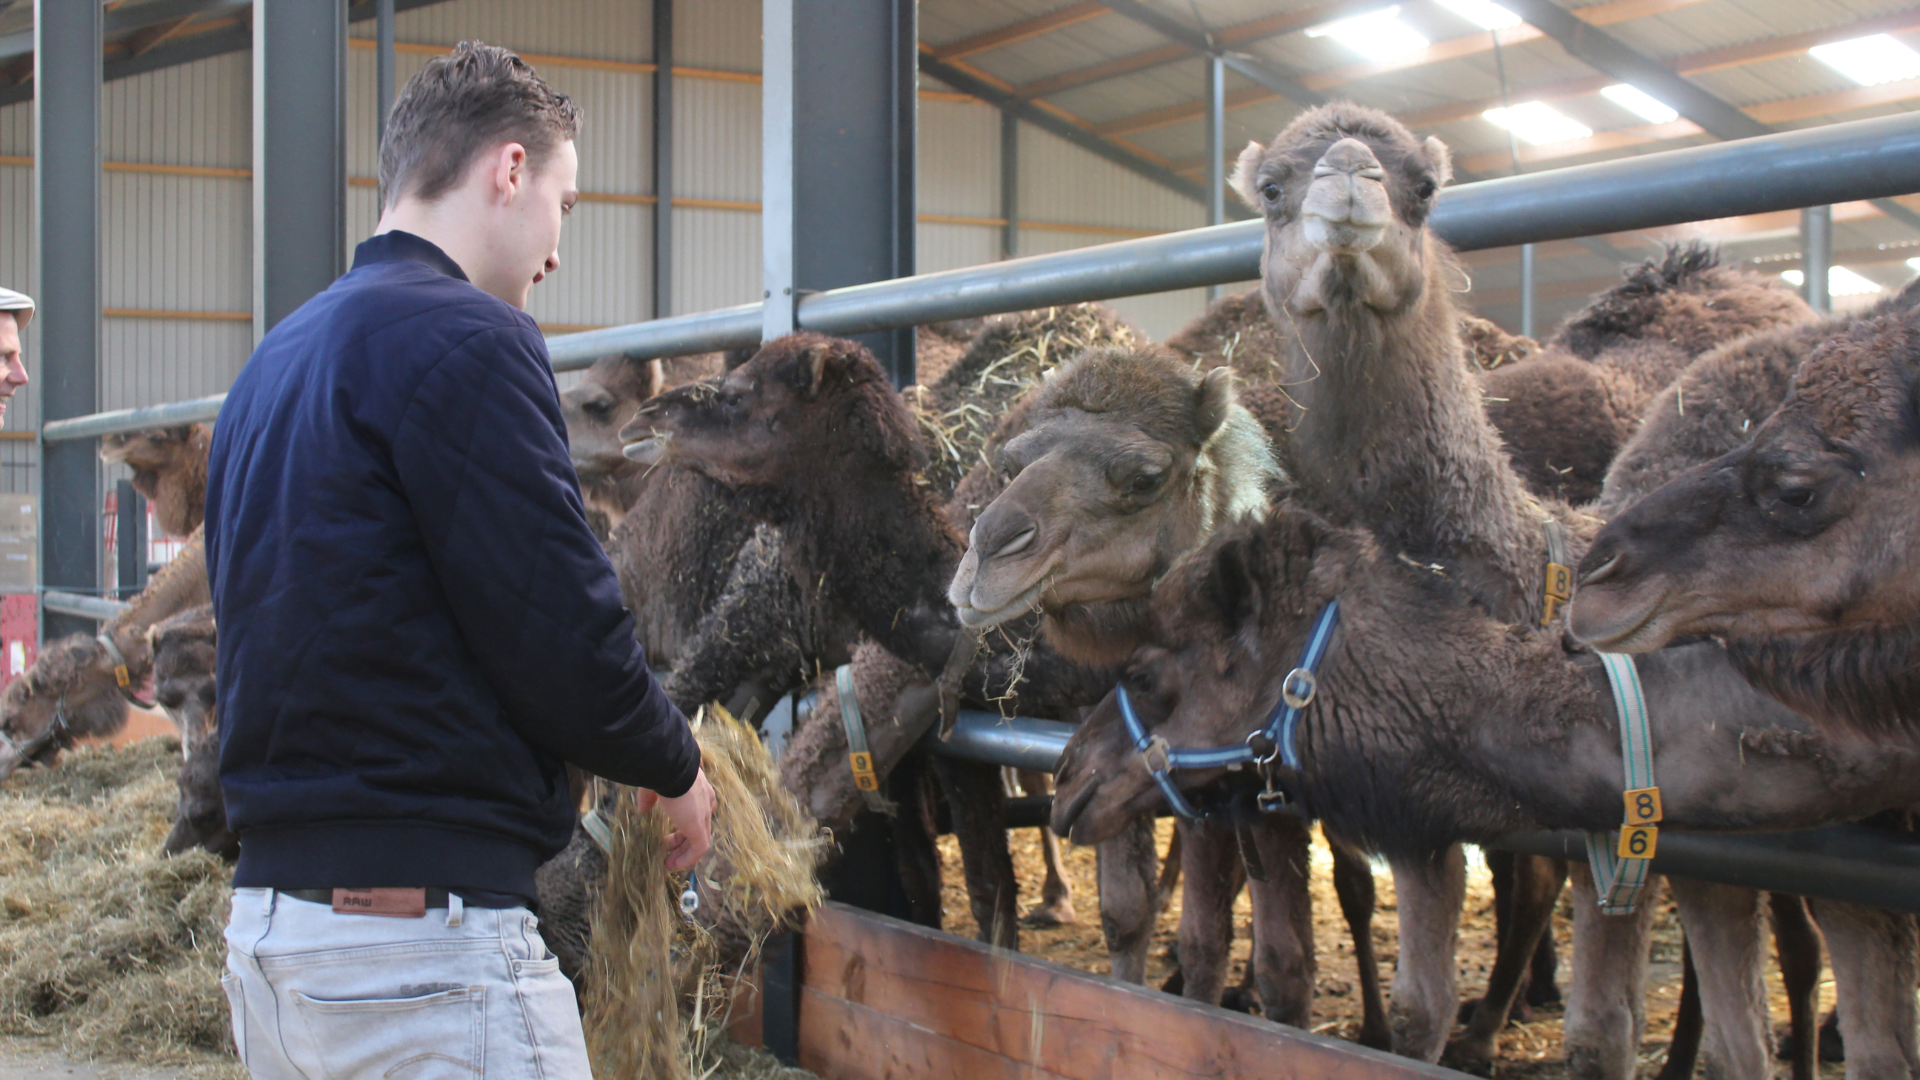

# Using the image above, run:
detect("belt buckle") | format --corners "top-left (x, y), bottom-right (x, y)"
top-left (1140, 735), bottom-right (1173, 776)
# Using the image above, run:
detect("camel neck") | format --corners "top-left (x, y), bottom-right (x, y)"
top-left (107, 526), bottom-right (211, 644)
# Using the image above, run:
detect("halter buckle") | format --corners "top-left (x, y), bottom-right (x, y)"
top-left (1282, 667), bottom-right (1318, 710)
top-left (1140, 735), bottom-right (1173, 776)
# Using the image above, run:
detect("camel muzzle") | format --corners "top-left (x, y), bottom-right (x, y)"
top-left (1303, 138), bottom-right (1392, 254)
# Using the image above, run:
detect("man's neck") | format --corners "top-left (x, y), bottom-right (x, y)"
top-left (376, 202), bottom-right (505, 305)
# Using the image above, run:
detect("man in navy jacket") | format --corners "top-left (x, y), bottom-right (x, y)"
top-left (208, 43), bottom-right (709, 1079)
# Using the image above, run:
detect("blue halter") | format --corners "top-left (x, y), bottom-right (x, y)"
top-left (1115, 599), bottom-right (1341, 821)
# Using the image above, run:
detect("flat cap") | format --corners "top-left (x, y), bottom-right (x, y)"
top-left (0, 288), bottom-right (32, 330)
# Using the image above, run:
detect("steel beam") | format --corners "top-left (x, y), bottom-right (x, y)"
top-left (765, 0), bottom-right (917, 385)
top-left (1098, 0), bottom-right (1326, 112)
top-left (252, 0), bottom-right (346, 337)
top-left (42, 590), bottom-right (128, 622)
top-left (652, 0), bottom-right (673, 319)
top-left (1000, 110), bottom-right (1019, 261)
top-left (1205, 54), bottom-right (1225, 302)
top-left (1519, 243), bottom-right (1537, 338)
top-left (1801, 205), bottom-right (1832, 314)
top-left (375, 0), bottom-right (395, 148)
top-left (34, 0), bottom-right (102, 643)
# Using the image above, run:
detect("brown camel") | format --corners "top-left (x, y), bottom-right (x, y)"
top-left (1573, 302), bottom-right (1920, 744)
top-left (101, 423), bottom-right (212, 537)
top-left (150, 605), bottom-right (233, 860)
top-left (1050, 504), bottom-right (1920, 1080)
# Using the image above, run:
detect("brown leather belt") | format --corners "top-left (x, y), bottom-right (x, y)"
top-left (278, 887), bottom-right (527, 910)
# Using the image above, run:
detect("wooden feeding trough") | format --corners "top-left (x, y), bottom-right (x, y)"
top-left (759, 902), bottom-right (1468, 1080)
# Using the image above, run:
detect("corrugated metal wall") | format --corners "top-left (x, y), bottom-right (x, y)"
top-left (0, 0), bottom-right (1221, 504)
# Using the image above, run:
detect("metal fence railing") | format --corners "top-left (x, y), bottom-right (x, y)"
top-left (34, 108), bottom-right (1920, 907)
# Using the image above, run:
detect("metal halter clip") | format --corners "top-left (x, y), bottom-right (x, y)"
top-left (1256, 786), bottom-right (1289, 812)
top-left (1281, 667), bottom-right (1318, 710)
top-left (1245, 729), bottom-right (1280, 766)
top-left (1141, 735), bottom-right (1173, 775)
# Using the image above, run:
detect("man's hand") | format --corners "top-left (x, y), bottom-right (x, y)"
top-left (635, 769), bottom-right (715, 871)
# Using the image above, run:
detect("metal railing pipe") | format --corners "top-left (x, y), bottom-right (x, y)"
top-left (41, 589), bottom-right (130, 621)
top-left (544, 302), bottom-right (763, 373)
top-left (42, 394), bottom-right (228, 442)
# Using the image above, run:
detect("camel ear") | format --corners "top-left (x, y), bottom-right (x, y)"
top-left (1202, 536), bottom-right (1264, 635)
top-left (794, 342), bottom-right (833, 398)
top-left (1230, 140), bottom-right (1267, 210)
top-left (642, 359), bottom-right (665, 401)
top-left (1423, 136), bottom-right (1453, 189)
top-left (1194, 367), bottom-right (1234, 443)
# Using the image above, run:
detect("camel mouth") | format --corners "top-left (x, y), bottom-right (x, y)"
top-left (622, 436), bottom-right (667, 466)
top-left (1577, 551), bottom-right (1622, 588)
top-left (1568, 578), bottom-right (1678, 653)
top-left (1051, 775), bottom-right (1098, 841)
top-left (1304, 215), bottom-right (1387, 255)
top-left (954, 577), bottom-right (1048, 628)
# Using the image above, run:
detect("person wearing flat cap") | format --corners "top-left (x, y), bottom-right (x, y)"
top-left (0, 288), bottom-right (32, 422)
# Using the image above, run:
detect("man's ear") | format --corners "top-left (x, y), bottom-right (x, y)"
top-left (492, 142), bottom-right (530, 200)
top-left (1230, 141), bottom-right (1268, 210)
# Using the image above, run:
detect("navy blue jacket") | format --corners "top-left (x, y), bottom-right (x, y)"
top-left (207, 231), bottom-right (698, 899)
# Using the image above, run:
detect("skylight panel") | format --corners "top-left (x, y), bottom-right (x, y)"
top-left (1434, 0), bottom-right (1523, 31)
top-left (1780, 267), bottom-right (1883, 296)
top-left (1483, 102), bottom-right (1593, 146)
top-left (1600, 84), bottom-right (1679, 125)
top-left (1810, 34), bottom-right (1920, 87)
top-left (1304, 6), bottom-right (1430, 60)
top-left (1906, 256), bottom-right (1920, 272)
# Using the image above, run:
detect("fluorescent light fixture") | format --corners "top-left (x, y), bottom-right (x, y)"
top-left (1600, 84), bottom-right (1679, 124)
top-left (1434, 0), bottom-right (1522, 30)
top-left (1483, 101), bottom-right (1593, 145)
top-left (1810, 33), bottom-right (1920, 87)
top-left (1780, 267), bottom-right (1884, 295)
top-left (1906, 256), bottom-right (1920, 271)
top-left (1305, 6), bottom-right (1430, 60)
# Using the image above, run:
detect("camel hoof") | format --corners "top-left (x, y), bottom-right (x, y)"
top-left (1442, 1037), bottom-right (1499, 1075)
top-left (1354, 1021), bottom-right (1393, 1052)
top-left (1456, 995), bottom-right (1532, 1027)
top-left (1524, 979), bottom-right (1562, 1008)
top-left (1021, 899), bottom-right (1077, 927)
top-left (1218, 987), bottom-right (1260, 1015)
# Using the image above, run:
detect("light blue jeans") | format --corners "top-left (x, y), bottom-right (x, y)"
top-left (222, 888), bottom-right (591, 1080)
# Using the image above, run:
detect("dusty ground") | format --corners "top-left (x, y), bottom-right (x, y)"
top-left (938, 820), bottom-right (1847, 1079)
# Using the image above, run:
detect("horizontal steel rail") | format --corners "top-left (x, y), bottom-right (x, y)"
top-left (41, 589), bottom-right (130, 621)
top-left (40, 111), bottom-right (1920, 442)
top-left (932, 712), bottom-right (1920, 913)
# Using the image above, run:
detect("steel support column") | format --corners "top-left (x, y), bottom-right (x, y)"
top-left (375, 0), bottom-right (395, 147)
top-left (115, 480), bottom-right (146, 599)
top-left (762, 0), bottom-right (916, 386)
top-left (1801, 205), bottom-right (1832, 314)
top-left (253, 2), bottom-right (346, 338)
top-left (1000, 111), bottom-right (1018, 261)
top-left (34, 0), bottom-right (102, 642)
top-left (1204, 55), bottom-right (1224, 302)
top-left (1519, 243), bottom-right (1537, 339)
top-left (652, 0), bottom-right (674, 319)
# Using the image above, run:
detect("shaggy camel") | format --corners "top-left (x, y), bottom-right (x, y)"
top-left (1574, 302), bottom-right (1920, 743)
top-left (627, 333), bottom-right (1122, 953)
top-left (149, 605), bottom-right (233, 860)
top-left (1210, 101), bottom-right (1824, 1074)
top-left (101, 424), bottom-right (212, 537)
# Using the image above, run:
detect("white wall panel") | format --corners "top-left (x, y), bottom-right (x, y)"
top-left (676, 79), bottom-right (760, 203)
top-left (102, 173), bottom-right (250, 312)
top-left (393, 0), bottom-right (652, 62)
top-left (527, 200), bottom-right (652, 330)
top-left (101, 318), bottom-right (252, 412)
top-left (920, 99), bottom-right (998, 219)
top-left (103, 51), bottom-right (249, 168)
top-left (673, 207), bottom-right (760, 315)
top-left (676, 0), bottom-right (761, 72)
top-left (916, 223), bottom-right (997, 277)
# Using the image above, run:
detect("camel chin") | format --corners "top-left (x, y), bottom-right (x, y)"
top-left (622, 437), bottom-right (666, 466)
top-left (953, 580), bottom-right (1045, 629)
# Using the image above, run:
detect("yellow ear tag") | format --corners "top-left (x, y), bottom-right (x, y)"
top-left (1540, 562), bottom-right (1573, 626)
top-left (1623, 786), bottom-right (1663, 826)
top-left (1617, 824), bottom-right (1658, 860)
top-left (114, 665), bottom-right (130, 689)
top-left (849, 751), bottom-right (879, 792)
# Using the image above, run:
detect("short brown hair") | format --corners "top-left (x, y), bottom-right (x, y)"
top-left (379, 42), bottom-right (581, 208)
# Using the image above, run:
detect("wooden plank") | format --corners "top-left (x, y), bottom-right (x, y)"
top-left (799, 902), bottom-right (1465, 1080)
top-left (930, 2), bottom-right (1111, 61)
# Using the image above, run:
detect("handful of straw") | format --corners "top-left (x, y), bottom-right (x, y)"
top-left (582, 706), bottom-right (825, 1080)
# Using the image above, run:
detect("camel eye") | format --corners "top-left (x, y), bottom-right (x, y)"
top-left (582, 398), bottom-right (612, 419)
top-left (1778, 487), bottom-right (1815, 509)
top-left (1414, 179), bottom-right (1437, 201)
top-left (1259, 182), bottom-right (1281, 204)
top-left (1127, 668), bottom-right (1154, 694)
top-left (1130, 471), bottom-right (1165, 496)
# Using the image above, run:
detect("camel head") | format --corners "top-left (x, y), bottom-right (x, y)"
top-left (1573, 311), bottom-right (1920, 737)
top-left (1052, 507), bottom-right (1366, 845)
top-left (947, 347), bottom-right (1277, 664)
top-left (1548, 243), bottom-right (1811, 364)
top-left (150, 606), bottom-right (234, 859)
top-left (620, 333), bottom-right (922, 514)
top-left (100, 424), bottom-right (211, 537)
top-left (560, 355), bottom-right (663, 511)
top-left (0, 633), bottom-right (137, 779)
top-left (1233, 102), bottom-right (1451, 320)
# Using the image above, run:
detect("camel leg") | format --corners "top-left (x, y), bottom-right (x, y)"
top-left (1655, 940), bottom-right (1703, 1080)
top-left (1157, 824), bottom-right (1184, 912)
top-left (1384, 844), bottom-right (1466, 1063)
top-left (1015, 770), bottom-right (1077, 927)
top-left (929, 756), bottom-right (1018, 949)
top-left (1245, 815), bottom-right (1317, 1029)
top-left (1453, 853), bottom-right (1568, 1066)
top-left (1528, 905), bottom-right (1564, 1007)
top-left (1668, 879), bottom-right (1770, 1080)
top-left (1096, 815), bottom-right (1161, 983)
top-left (1564, 872), bottom-right (1657, 1080)
top-left (1810, 897), bottom-right (1919, 1080)
top-left (1327, 831), bottom-right (1390, 1050)
top-left (888, 754), bottom-right (944, 930)
top-left (1771, 892), bottom-right (1825, 1080)
top-left (1173, 818), bottom-right (1245, 1006)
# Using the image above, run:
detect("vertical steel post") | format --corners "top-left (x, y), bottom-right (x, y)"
top-left (114, 480), bottom-right (145, 599)
top-left (763, 0), bottom-right (917, 385)
top-left (254, 1), bottom-right (346, 339)
top-left (1801, 205), bottom-right (1832, 314)
top-left (1000, 111), bottom-right (1018, 261)
top-left (653, 0), bottom-right (674, 319)
top-left (376, 0), bottom-right (395, 149)
top-left (1204, 55), bottom-right (1224, 302)
top-left (34, 0), bottom-right (102, 641)
top-left (1519, 242), bottom-right (1537, 339)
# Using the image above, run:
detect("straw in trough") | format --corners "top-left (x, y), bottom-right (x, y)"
top-left (582, 705), bottom-right (825, 1080)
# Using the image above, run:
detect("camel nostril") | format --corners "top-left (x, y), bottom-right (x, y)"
top-left (993, 527), bottom-right (1037, 559)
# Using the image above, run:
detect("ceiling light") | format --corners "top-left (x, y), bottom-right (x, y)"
top-left (1434, 0), bottom-right (1523, 31)
top-left (1305, 6), bottom-right (1430, 60)
top-left (1780, 267), bottom-right (1883, 295)
top-left (1600, 84), bottom-right (1679, 124)
top-left (1810, 33), bottom-right (1920, 87)
top-left (1906, 256), bottom-right (1920, 271)
top-left (1483, 101), bottom-right (1593, 145)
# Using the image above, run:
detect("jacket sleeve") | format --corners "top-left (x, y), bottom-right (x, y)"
top-left (388, 322), bottom-right (701, 796)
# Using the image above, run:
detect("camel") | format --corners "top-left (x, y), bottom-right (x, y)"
top-left (1573, 301), bottom-right (1920, 744)
top-left (1049, 502), bottom-right (1920, 1080)
top-left (149, 605), bottom-right (233, 860)
top-left (101, 424), bottom-right (212, 537)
